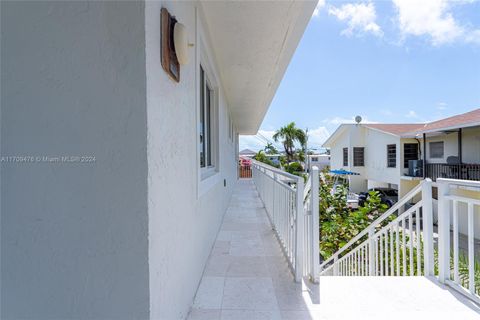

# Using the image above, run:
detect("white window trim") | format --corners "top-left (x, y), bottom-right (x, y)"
top-left (429, 141), bottom-right (445, 159)
top-left (196, 6), bottom-right (221, 197)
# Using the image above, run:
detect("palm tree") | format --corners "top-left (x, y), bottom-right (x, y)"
top-left (264, 142), bottom-right (278, 155)
top-left (273, 122), bottom-right (306, 162)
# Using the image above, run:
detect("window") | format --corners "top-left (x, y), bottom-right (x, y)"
top-left (403, 143), bottom-right (418, 168)
top-left (343, 148), bottom-right (348, 166)
top-left (430, 141), bottom-right (444, 159)
top-left (311, 157), bottom-right (319, 162)
top-left (199, 66), bottom-right (215, 169)
top-left (387, 144), bottom-right (396, 168)
top-left (353, 147), bottom-right (364, 167)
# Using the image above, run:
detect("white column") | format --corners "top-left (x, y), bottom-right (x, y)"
top-left (368, 228), bottom-right (375, 276)
top-left (311, 167), bottom-right (320, 282)
top-left (422, 179), bottom-right (434, 276)
top-left (295, 177), bottom-right (305, 282)
top-left (437, 180), bottom-right (451, 283)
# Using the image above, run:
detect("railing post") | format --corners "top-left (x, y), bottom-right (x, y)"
top-left (333, 256), bottom-right (338, 276)
top-left (368, 228), bottom-right (375, 276)
top-left (272, 172), bottom-right (277, 230)
top-left (295, 177), bottom-right (304, 282)
top-left (422, 179), bottom-right (434, 276)
top-left (437, 179), bottom-right (451, 283)
top-left (311, 167), bottom-right (320, 282)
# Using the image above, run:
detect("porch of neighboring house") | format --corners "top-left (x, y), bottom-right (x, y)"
top-left (188, 179), bottom-right (480, 320)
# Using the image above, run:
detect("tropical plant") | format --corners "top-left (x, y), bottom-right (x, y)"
top-left (319, 173), bottom-right (388, 259)
top-left (253, 150), bottom-right (279, 168)
top-left (285, 162), bottom-right (303, 175)
top-left (273, 122), bottom-right (306, 162)
top-left (264, 142), bottom-right (278, 155)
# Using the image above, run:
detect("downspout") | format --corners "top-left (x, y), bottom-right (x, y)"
top-left (415, 136), bottom-right (423, 178)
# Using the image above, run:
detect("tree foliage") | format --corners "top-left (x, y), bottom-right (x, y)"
top-left (319, 173), bottom-right (389, 259)
top-left (253, 151), bottom-right (279, 168)
top-left (273, 122), bottom-right (306, 162)
top-left (264, 143), bottom-right (278, 155)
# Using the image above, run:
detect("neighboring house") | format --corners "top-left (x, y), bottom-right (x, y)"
top-left (239, 148), bottom-right (257, 158)
top-left (323, 109), bottom-right (480, 196)
top-left (323, 109), bottom-right (480, 236)
top-left (1, 1), bottom-right (316, 319)
top-left (323, 122), bottom-right (422, 196)
top-left (307, 154), bottom-right (330, 172)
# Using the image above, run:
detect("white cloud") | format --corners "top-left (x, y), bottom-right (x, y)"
top-left (437, 102), bottom-right (448, 110)
top-left (328, 2), bottom-right (383, 37)
top-left (392, 0), bottom-right (480, 45)
top-left (307, 127), bottom-right (331, 148)
top-left (405, 110), bottom-right (419, 118)
top-left (313, 0), bottom-right (326, 17)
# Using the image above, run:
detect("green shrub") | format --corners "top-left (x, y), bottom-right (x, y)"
top-left (319, 174), bottom-right (388, 260)
top-left (285, 162), bottom-right (303, 174)
top-left (253, 151), bottom-right (279, 168)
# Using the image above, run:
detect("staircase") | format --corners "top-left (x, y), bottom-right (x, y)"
top-left (320, 178), bottom-right (480, 305)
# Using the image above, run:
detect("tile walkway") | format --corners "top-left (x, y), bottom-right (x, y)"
top-left (188, 180), bottom-right (480, 320)
top-left (188, 179), bottom-right (319, 320)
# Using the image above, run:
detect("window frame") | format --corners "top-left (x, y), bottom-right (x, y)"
top-left (403, 143), bottom-right (419, 168)
top-left (343, 148), bottom-right (348, 167)
top-left (353, 147), bottom-right (365, 167)
top-left (199, 66), bottom-right (216, 173)
top-left (197, 26), bottom-right (219, 183)
top-left (387, 144), bottom-right (396, 168)
top-left (429, 141), bottom-right (444, 159)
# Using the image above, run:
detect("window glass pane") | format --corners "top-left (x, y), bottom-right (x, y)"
top-left (430, 141), bottom-right (444, 158)
top-left (353, 147), bottom-right (364, 166)
top-left (206, 85), bottom-right (212, 167)
top-left (403, 143), bottom-right (418, 168)
top-left (343, 148), bottom-right (348, 166)
top-left (199, 67), bottom-right (205, 168)
top-left (387, 144), bottom-right (396, 168)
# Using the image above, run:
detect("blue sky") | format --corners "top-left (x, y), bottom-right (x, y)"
top-left (239, 0), bottom-right (480, 152)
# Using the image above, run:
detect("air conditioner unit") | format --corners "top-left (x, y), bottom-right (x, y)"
top-left (408, 160), bottom-right (423, 177)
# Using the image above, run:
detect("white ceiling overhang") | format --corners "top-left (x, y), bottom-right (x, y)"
top-left (200, 1), bottom-right (316, 134)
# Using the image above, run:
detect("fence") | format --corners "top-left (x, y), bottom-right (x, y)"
top-left (251, 160), bottom-right (320, 282)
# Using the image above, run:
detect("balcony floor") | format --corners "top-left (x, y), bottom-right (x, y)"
top-left (188, 179), bottom-right (480, 320)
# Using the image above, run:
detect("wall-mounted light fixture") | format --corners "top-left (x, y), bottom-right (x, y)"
top-left (161, 8), bottom-right (180, 82)
top-left (173, 22), bottom-right (189, 65)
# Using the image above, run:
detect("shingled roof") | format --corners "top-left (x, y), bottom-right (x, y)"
top-left (363, 123), bottom-right (425, 135)
top-left (404, 108), bottom-right (480, 135)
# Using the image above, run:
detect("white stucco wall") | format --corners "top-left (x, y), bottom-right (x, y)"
top-left (1, 2), bottom-right (150, 319)
top-left (145, 2), bottom-right (237, 319)
top-left (462, 127), bottom-right (480, 163)
top-left (364, 129), bottom-right (400, 186)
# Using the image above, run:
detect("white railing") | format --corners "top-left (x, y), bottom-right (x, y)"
top-left (303, 167), bottom-right (320, 283)
top-left (320, 179), bottom-right (435, 278)
top-left (319, 177), bottom-right (480, 304)
top-left (437, 178), bottom-right (480, 304)
top-left (251, 160), bottom-right (320, 282)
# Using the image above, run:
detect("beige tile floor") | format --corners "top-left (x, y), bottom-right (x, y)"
top-left (188, 180), bottom-right (480, 320)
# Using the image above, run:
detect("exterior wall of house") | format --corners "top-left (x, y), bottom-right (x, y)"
top-left (328, 125), bottom-right (405, 193)
top-left (1, 2), bottom-right (150, 319)
top-left (145, 2), bottom-right (237, 319)
top-left (308, 154), bottom-right (330, 172)
top-left (2, 2), bottom-right (239, 319)
top-left (329, 129), bottom-right (348, 171)
top-left (423, 132), bottom-right (460, 164)
top-left (363, 129), bottom-right (401, 186)
top-left (416, 126), bottom-right (480, 164)
top-left (462, 126), bottom-right (480, 163)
